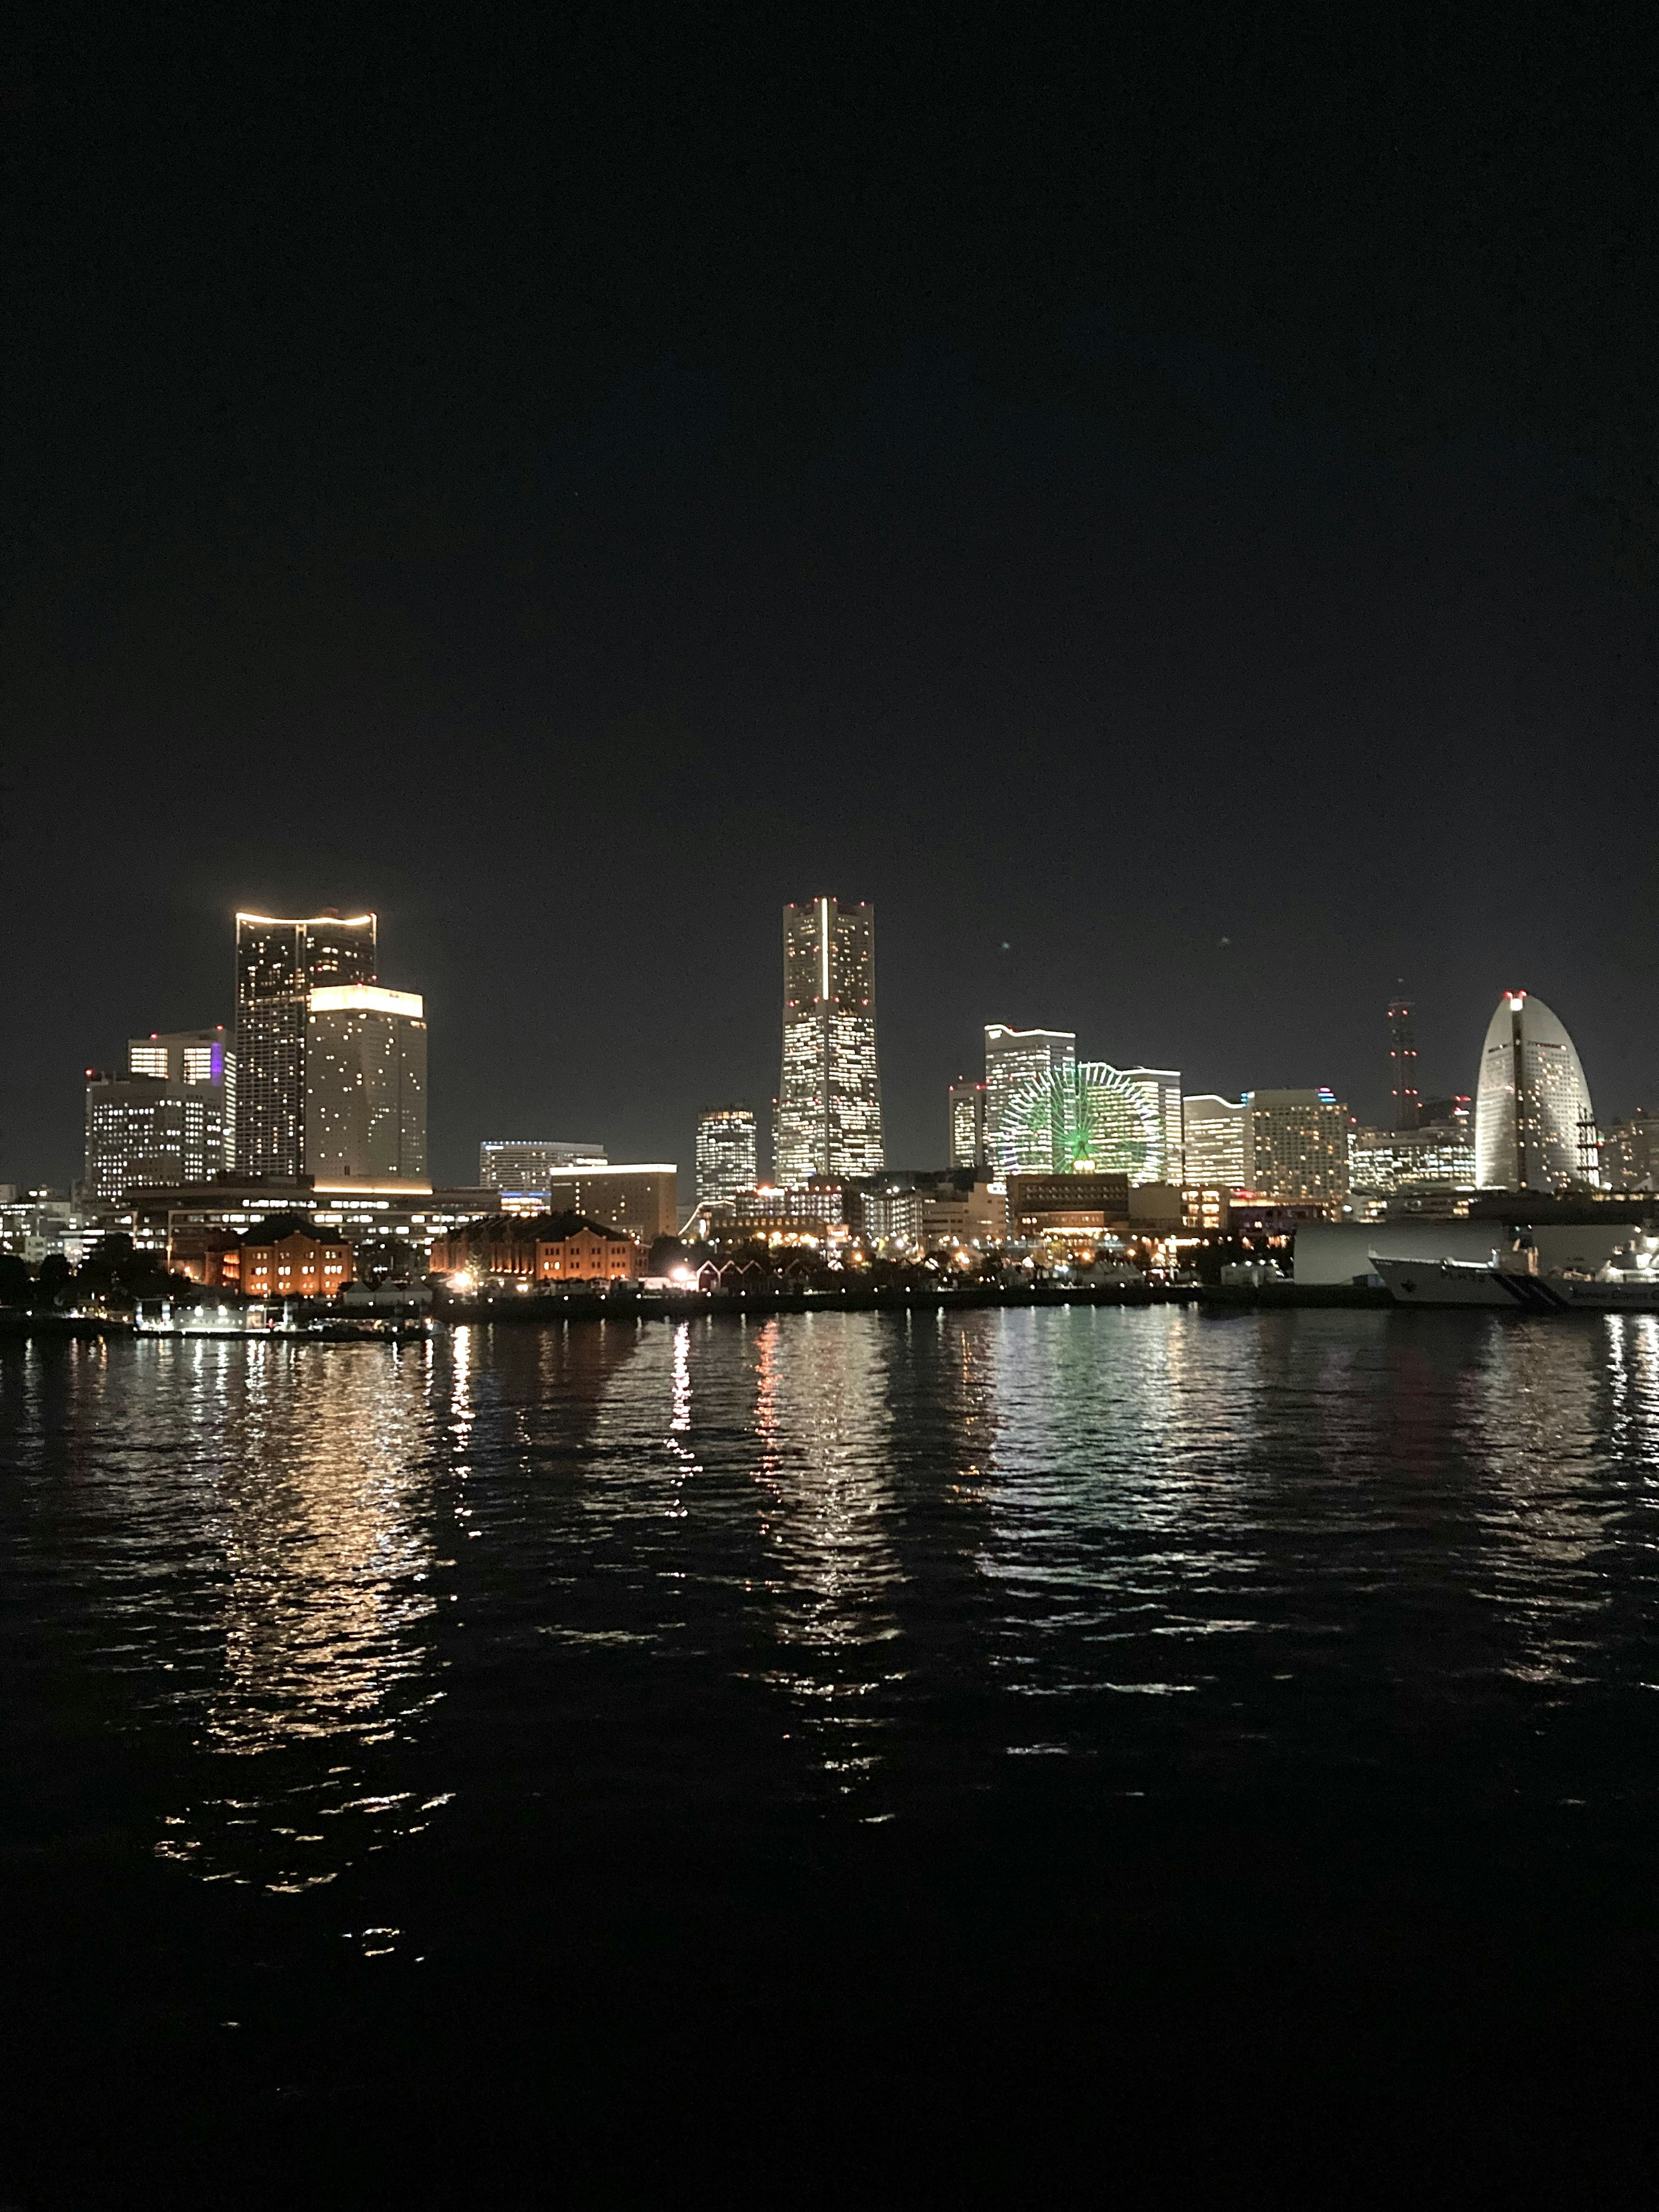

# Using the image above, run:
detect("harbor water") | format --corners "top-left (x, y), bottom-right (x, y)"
top-left (7, 1305), bottom-right (1659, 2199)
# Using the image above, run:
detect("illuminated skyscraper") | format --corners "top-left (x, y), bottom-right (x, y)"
top-left (85, 1071), bottom-right (228, 1201)
top-left (304, 985), bottom-right (428, 1184)
top-left (775, 898), bottom-right (883, 1182)
top-left (478, 1140), bottom-right (607, 1195)
top-left (983, 1026), bottom-right (1075, 1176)
top-left (1243, 1089), bottom-right (1349, 1205)
top-left (1388, 988), bottom-right (1420, 1130)
top-left (1119, 1067), bottom-right (1183, 1183)
top-left (948, 1078), bottom-right (988, 1170)
top-left (696, 1106), bottom-right (759, 1207)
top-left (127, 1026), bottom-right (235, 1167)
top-left (1473, 991), bottom-right (1598, 1192)
top-left (235, 912), bottom-right (377, 1176)
top-left (1181, 1094), bottom-right (1246, 1189)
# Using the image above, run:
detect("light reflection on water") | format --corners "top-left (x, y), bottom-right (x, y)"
top-left (10, 1307), bottom-right (1659, 1926)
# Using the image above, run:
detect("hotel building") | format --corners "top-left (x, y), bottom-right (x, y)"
top-left (775, 898), bottom-right (884, 1182)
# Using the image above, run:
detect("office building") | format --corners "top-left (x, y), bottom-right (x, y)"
top-left (1388, 989), bottom-right (1421, 1130)
top-left (235, 911), bottom-right (377, 1176)
top-left (1119, 1067), bottom-right (1183, 1183)
top-left (983, 1026), bottom-right (1074, 1173)
top-left (775, 897), bottom-right (884, 1182)
top-left (1349, 1120), bottom-right (1476, 1195)
top-left (85, 1071), bottom-right (229, 1203)
top-left (1474, 991), bottom-right (1599, 1192)
top-left (128, 1027), bottom-right (236, 1167)
top-left (696, 1107), bottom-right (758, 1208)
top-left (1182, 1095), bottom-right (1247, 1189)
top-left (539, 1164), bottom-right (679, 1246)
top-left (478, 1140), bottom-right (607, 1194)
top-left (994, 1061), bottom-right (1162, 1182)
top-left (1602, 1110), bottom-right (1659, 1192)
top-left (948, 1078), bottom-right (988, 1170)
top-left (1244, 1090), bottom-right (1349, 1206)
top-left (304, 986), bottom-right (428, 1185)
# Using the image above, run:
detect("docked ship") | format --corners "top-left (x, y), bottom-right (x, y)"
top-left (1374, 1233), bottom-right (1659, 1313)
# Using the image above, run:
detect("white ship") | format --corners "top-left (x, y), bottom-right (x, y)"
top-left (1374, 1231), bottom-right (1659, 1313)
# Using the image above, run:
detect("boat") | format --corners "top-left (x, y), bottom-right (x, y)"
top-left (1374, 1230), bottom-right (1659, 1313)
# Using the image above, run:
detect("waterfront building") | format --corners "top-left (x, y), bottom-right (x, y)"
top-left (994, 1062), bottom-right (1162, 1182)
top-left (1244, 1089), bottom-right (1349, 1206)
top-left (775, 897), bottom-right (884, 1182)
top-left (948, 1078), bottom-right (988, 1171)
top-left (226, 1216), bottom-right (353, 1298)
top-left (428, 1212), bottom-right (639, 1286)
top-left (918, 1181), bottom-right (1006, 1249)
top-left (477, 1139), bottom-right (607, 1195)
top-left (304, 986), bottom-right (428, 1185)
top-left (1119, 1067), bottom-right (1183, 1183)
top-left (861, 1188), bottom-right (925, 1246)
top-left (235, 912), bottom-right (377, 1176)
top-left (696, 1107), bottom-right (758, 1208)
top-left (85, 1070), bottom-right (229, 1203)
top-left (1349, 1119), bottom-right (1476, 1196)
top-left (1388, 988), bottom-right (1421, 1130)
top-left (1181, 1095), bottom-right (1247, 1189)
top-left (983, 1026), bottom-right (1075, 1173)
top-left (119, 1176), bottom-right (499, 1276)
top-left (1602, 1110), bottom-right (1659, 1192)
top-left (128, 1027), bottom-right (235, 1166)
top-left (539, 1164), bottom-right (679, 1246)
top-left (1473, 992), bottom-right (1599, 1193)
top-left (1005, 1172), bottom-right (1131, 1239)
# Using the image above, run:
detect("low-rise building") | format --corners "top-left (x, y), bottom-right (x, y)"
top-left (1006, 1172), bottom-right (1131, 1239)
top-left (226, 1216), bottom-right (353, 1297)
top-left (539, 1164), bottom-right (678, 1245)
top-left (429, 1212), bottom-right (639, 1285)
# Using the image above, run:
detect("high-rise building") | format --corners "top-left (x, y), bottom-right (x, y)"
top-left (1349, 1120), bottom-right (1476, 1195)
top-left (775, 898), bottom-right (883, 1183)
top-left (85, 1071), bottom-right (228, 1202)
top-left (478, 1140), bottom-right (607, 1194)
top-left (1244, 1089), bottom-right (1349, 1206)
top-left (304, 986), bottom-right (428, 1185)
top-left (1119, 1068), bottom-right (1183, 1183)
top-left (1474, 992), bottom-right (1598, 1193)
top-left (1181, 1095), bottom-right (1247, 1189)
top-left (948, 1078), bottom-right (987, 1170)
top-left (1388, 988), bottom-right (1420, 1131)
top-left (127, 1026), bottom-right (235, 1167)
top-left (696, 1107), bottom-right (758, 1208)
top-left (983, 1026), bottom-right (1075, 1176)
top-left (235, 912), bottom-right (377, 1176)
top-left (1602, 1110), bottom-right (1659, 1192)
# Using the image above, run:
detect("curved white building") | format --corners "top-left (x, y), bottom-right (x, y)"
top-left (1474, 992), bottom-right (1598, 1192)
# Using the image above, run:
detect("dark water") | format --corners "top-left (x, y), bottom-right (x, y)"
top-left (8, 1306), bottom-right (1659, 2200)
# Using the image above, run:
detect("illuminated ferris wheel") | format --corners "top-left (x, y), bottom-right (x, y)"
top-left (994, 1062), bottom-right (1161, 1180)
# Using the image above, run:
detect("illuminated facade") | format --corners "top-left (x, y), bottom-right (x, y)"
top-left (775, 898), bottom-right (883, 1182)
top-left (235, 912), bottom-right (377, 1176)
top-left (1349, 1119), bottom-right (1476, 1195)
top-left (1119, 1067), bottom-right (1183, 1183)
top-left (994, 1061), bottom-right (1162, 1183)
top-left (226, 1217), bottom-right (353, 1298)
top-left (1243, 1089), bottom-right (1349, 1206)
top-left (696, 1107), bottom-right (758, 1208)
top-left (429, 1212), bottom-right (639, 1284)
top-left (1181, 1094), bottom-right (1246, 1189)
top-left (128, 1027), bottom-right (235, 1167)
top-left (304, 986), bottom-right (428, 1184)
top-left (478, 1140), bottom-right (606, 1195)
top-left (538, 1164), bottom-right (679, 1246)
top-left (948, 1078), bottom-right (988, 1170)
top-left (1474, 991), bottom-right (1599, 1193)
top-left (983, 1026), bottom-right (1075, 1174)
top-left (1602, 1110), bottom-right (1659, 1192)
top-left (85, 1072), bottom-right (229, 1202)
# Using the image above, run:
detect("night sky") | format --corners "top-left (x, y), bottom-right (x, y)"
top-left (6, 10), bottom-right (1659, 1185)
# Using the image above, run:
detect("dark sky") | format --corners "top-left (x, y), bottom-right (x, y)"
top-left (6, 7), bottom-right (1659, 1185)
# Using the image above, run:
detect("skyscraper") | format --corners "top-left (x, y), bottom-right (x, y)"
top-left (696, 1106), bottom-right (759, 1207)
top-left (1119, 1067), bottom-right (1183, 1183)
top-left (775, 898), bottom-right (883, 1182)
top-left (1388, 988), bottom-right (1420, 1130)
top-left (983, 1026), bottom-right (1075, 1176)
top-left (304, 985), bottom-right (428, 1184)
top-left (948, 1078), bottom-right (987, 1170)
top-left (127, 1026), bottom-right (235, 1168)
top-left (1473, 991), bottom-right (1598, 1192)
top-left (85, 1071), bottom-right (228, 1201)
top-left (235, 912), bottom-right (377, 1176)
top-left (1244, 1089), bottom-right (1349, 1205)
top-left (1181, 1094), bottom-right (1247, 1189)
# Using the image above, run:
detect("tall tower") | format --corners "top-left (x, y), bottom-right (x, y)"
top-left (1388, 987), bottom-right (1420, 1131)
top-left (235, 912), bottom-right (377, 1176)
top-left (304, 985), bottom-right (427, 1184)
top-left (775, 898), bottom-right (883, 1182)
top-left (1474, 990), bottom-right (1598, 1193)
top-left (982, 1025), bottom-right (1075, 1175)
